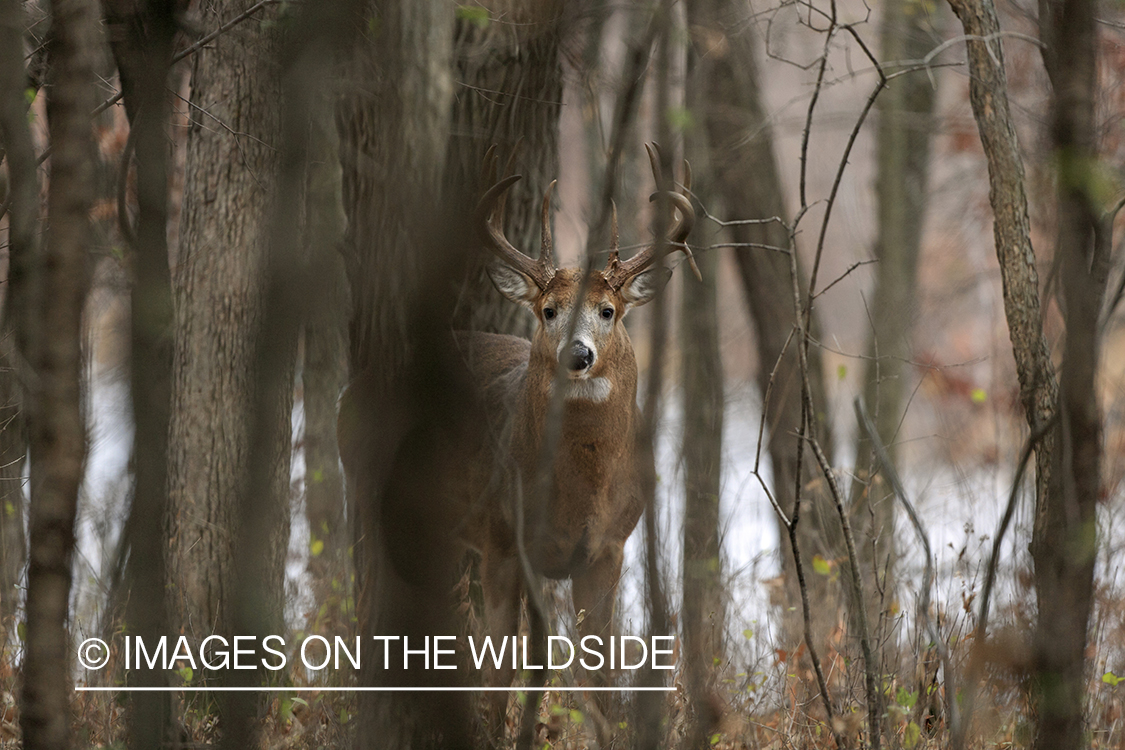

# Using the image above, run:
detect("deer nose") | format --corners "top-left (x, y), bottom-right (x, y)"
top-left (568, 342), bottom-right (594, 372)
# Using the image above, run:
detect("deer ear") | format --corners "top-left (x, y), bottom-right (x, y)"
top-left (487, 262), bottom-right (540, 308)
top-left (620, 266), bottom-right (672, 309)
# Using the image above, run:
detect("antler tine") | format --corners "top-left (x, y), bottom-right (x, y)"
top-left (601, 200), bottom-right (623, 280)
top-left (476, 174), bottom-right (553, 289)
top-left (604, 144), bottom-right (698, 288)
top-left (539, 180), bottom-right (558, 274)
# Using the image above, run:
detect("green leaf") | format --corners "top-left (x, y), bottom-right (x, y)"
top-left (896, 687), bottom-right (918, 709)
top-left (812, 555), bottom-right (831, 576)
top-left (569, 708), bottom-right (584, 724)
top-left (17, 621), bottom-right (26, 642)
top-left (455, 5), bottom-right (491, 28)
top-left (742, 628), bottom-right (753, 639)
top-left (710, 733), bottom-right (722, 745)
top-left (667, 106), bottom-right (695, 133)
top-left (970, 387), bottom-right (987, 404)
top-left (1103, 671), bottom-right (1123, 686)
top-left (903, 721), bottom-right (921, 749)
top-left (837, 364), bottom-right (847, 380)
top-left (291, 697), bottom-right (309, 708)
top-left (177, 666), bottom-right (193, 683)
top-left (310, 539), bottom-right (325, 557)
top-left (24, 87), bottom-right (35, 105)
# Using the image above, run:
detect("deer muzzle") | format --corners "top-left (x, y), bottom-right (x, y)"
top-left (568, 342), bottom-right (595, 373)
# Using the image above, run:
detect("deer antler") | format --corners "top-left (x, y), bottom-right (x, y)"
top-left (475, 149), bottom-right (556, 290)
top-left (603, 142), bottom-right (698, 289)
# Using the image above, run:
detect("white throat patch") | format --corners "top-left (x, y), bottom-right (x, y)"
top-left (551, 377), bottom-right (612, 403)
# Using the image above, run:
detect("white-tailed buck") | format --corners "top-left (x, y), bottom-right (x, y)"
top-left (457, 142), bottom-right (695, 670)
top-left (338, 143), bottom-right (695, 723)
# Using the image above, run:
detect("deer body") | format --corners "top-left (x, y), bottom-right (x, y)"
top-left (337, 146), bottom-right (693, 735)
top-left (455, 319), bottom-right (644, 630)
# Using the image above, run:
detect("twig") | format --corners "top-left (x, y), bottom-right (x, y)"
top-left (812, 258), bottom-right (878, 300)
top-left (789, 399), bottom-right (845, 749)
top-left (787, 14), bottom-right (886, 748)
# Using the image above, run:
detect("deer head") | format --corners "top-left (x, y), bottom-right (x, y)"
top-left (475, 144), bottom-right (696, 387)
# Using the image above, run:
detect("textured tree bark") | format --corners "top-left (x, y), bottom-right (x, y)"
top-left (102, 0), bottom-right (178, 745)
top-left (337, 2), bottom-right (473, 747)
top-left (851, 0), bottom-right (938, 636)
top-left (1032, 0), bottom-right (1103, 745)
top-left (0, 0), bottom-right (35, 635)
top-left (945, 0), bottom-right (1102, 745)
top-left (446, 1), bottom-right (565, 338)
top-left (166, 0), bottom-right (290, 642)
top-left (685, 0), bottom-right (838, 649)
top-left (679, 115), bottom-right (725, 749)
top-left (946, 0), bottom-right (1057, 498)
top-left (18, 0), bottom-right (99, 746)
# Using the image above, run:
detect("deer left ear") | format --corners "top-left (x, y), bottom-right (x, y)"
top-left (620, 266), bottom-right (672, 309)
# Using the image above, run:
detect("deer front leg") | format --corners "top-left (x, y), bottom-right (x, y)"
top-left (480, 551), bottom-right (522, 744)
top-left (572, 543), bottom-right (625, 651)
top-left (571, 544), bottom-right (625, 746)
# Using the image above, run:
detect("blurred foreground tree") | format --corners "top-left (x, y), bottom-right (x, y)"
top-left (102, 0), bottom-right (178, 744)
top-left (1032, 0), bottom-right (1104, 744)
top-left (336, 1), bottom-right (475, 747)
top-left (679, 99), bottom-right (725, 746)
top-left (0, 0), bottom-right (32, 639)
top-left (15, 0), bottom-right (101, 746)
top-left (446, 1), bottom-right (567, 337)
top-left (302, 87), bottom-right (348, 574)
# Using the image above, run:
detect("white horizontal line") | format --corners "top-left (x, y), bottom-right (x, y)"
top-left (75, 686), bottom-right (673, 693)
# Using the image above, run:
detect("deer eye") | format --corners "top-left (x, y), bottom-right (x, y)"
top-left (601, 307), bottom-right (614, 320)
top-left (543, 307), bottom-right (556, 320)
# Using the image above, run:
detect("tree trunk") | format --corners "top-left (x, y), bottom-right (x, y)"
top-left (0, 0), bottom-right (35, 636)
top-left (1032, 0), bottom-right (1103, 745)
top-left (337, 2), bottom-right (473, 747)
top-left (679, 108), bottom-right (725, 748)
top-left (851, 0), bottom-right (938, 637)
top-left (18, 0), bottom-right (99, 746)
top-left (102, 0), bottom-right (177, 745)
top-left (945, 0), bottom-right (1057, 510)
top-left (685, 0), bottom-right (838, 649)
top-left (167, 0), bottom-right (289, 642)
top-left (446, 2), bottom-right (565, 337)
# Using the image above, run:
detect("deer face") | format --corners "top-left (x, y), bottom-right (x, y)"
top-left (477, 144), bottom-right (696, 389)
top-left (487, 266), bottom-right (667, 381)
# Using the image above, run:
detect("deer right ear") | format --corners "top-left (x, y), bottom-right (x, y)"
top-left (620, 265), bottom-right (672, 309)
top-left (487, 262), bottom-right (540, 308)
